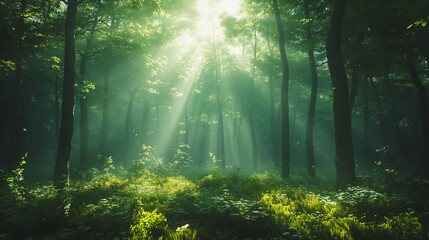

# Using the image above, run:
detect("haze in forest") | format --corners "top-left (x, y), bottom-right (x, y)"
top-left (1, 0), bottom-right (429, 239)
top-left (0, 0), bottom-right (428, 189)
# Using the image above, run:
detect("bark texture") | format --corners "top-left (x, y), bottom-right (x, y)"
top-left (250, 30), bottom-right (258, 170)
top-left (406, 55), bottom-right (429, 177)
top-left (99, 66), bottom-right (110, 157)
top-left (273, 0), bottom-right (290, 179)
top-left (123, 90), bottom-right (136, 165)
top-left (54, 0), bottom-right (78, 187)
top-left (79, 57), bottom-right (89, 171)
top-left (304, 0), bottom-right (318, 178)
top-left (326, 0), bottom-right (356, 189)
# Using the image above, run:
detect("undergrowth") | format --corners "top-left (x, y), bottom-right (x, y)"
top-left (0, 158), bottom-right (428, 240)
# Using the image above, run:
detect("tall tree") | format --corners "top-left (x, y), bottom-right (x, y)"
top-left (272, 0), bottom-right (290, 179)
top-left (7, 0), bottom-right (26, 170)
top-left (78, 57), bottom-right (89, 171)
top-left (326, 0), bottom-right (356, 188)
top-left (54, 0), bottom-right (78, 187)
top-left (369, 79), bottom-right (387, 146)
top-left (211, 3), bottom-right (226, 169)
top-left (265, 34), bottom-right (279, 166)
top-left (78, 4), bottom-right (99, 171)
top-left (123, 89), bottom-right (137, 165)
top-left (405, 53), bottom-right (429, 177)
top-left (304, 0), bottom-right (318, 178)
top-left (99, 65), bottom-right (110, 158)
top-left (249, 30), bottom-right (258, 170)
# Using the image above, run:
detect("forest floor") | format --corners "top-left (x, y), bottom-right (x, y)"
top-left (1, 163), bottom-right (428, 240)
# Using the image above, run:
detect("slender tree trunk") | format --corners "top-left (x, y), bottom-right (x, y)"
top-left (266, 34), bottom-right (279, 166)
top-left (7, 0), bottom-right (26, 170)
top-left (349, 68), bottom-right (359, 111)
top-left (123, 90), bottom-right (136, 165)
top-left (78, 17), bottom-right (97, 171)
top-left (216, 75), bottom-right (226, 169)
top-left (348, 33), bottom-right (364, 111)
top-left (362, 78), bottom-right (369, 158)
top-left (184, 101), bottom-right (190, 146)
top-left (250, 30), bottom-right (258, 170)
top-left (8, 59), bottom-right (23, 170)
top-left (232, 115), bottom-right (241, 163)
top-left (273, 0), bottom-right (290, 179)
top-left (386, 79), bottom-right (406, 155)
top-left (369, 79), bottom-right (387, 146)
top-left (54, 76), bottom-right (61, 139)
top-left (141, 98), bottom-right (151, 141)
top-left (79, 58), bottom-right (89, 171)
top-left (211, 7), bottom-right (226, 169)
top-left (327, 0), bottom-right (356, 189)
top-left (54, 0), bottom-right (77, 187)
top-left (193, 110), bottom-right (205, 166)
top-left (155, 97), bottom-right (160, 129)
top-left (304, 0), bottom-right (318, 178)
top-left (406, 56), bottom-right (429, 177)
top-left (99, 66), bottom-right (110, 157)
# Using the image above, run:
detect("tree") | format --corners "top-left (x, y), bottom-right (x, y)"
top-left (249, 30), bottom-right (258, 170)
top-left (54, 0), bottom-right (78, 187)
top-left (405, 52), bottom-right (429, 177)
top-left (303, 0), bottom-right (318, 178)
top-left (272, 0), bottom-right (290, 179)
top-left (326, 0), bottom-right (356, 188)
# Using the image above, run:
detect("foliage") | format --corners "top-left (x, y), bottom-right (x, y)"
top-left (131, 144), bottom-right (193, 176)
top-left (130, 209), bottom-right (167, 239)
top-left (6, 156), bottom-right (27, 200)
top-left (334, 186), bottom-right (400, 221)
top-left (171, 144), bottom-right (192, 173)
top-left (0, 165), bottom-right (427, 239)
top-left (260, 187), bottom-right (425, 240)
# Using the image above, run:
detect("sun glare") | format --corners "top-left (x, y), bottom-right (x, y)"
top-left (194, 0), bottom-right (242, 41)
top-left (154, 0), bottom-right (242, 154)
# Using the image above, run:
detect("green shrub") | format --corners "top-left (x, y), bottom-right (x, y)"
top-left (130, 209), bottom-right (167, 239)
top-left (334, 186), bottom-right (401, 221)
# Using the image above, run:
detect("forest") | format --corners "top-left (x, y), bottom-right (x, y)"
top-left (0, 0), bottom-right (428, 239)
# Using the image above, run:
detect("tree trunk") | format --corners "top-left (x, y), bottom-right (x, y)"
top-left (155, 97), bottom-right (160, 129)
top-left (232, 115), bottom-right (242, 163)
top-left (54, 0), bottom-right (77, 187)
top-left (79, 58), bottom-right (89, 171)
top-left (348, 33), bottom-right (364, 112)
top-left (141, 98), bottom-right (151, 141)
top-left (8, 59), bottom-right (23, 170)
top-left (369, 79), bottom-right (387, 146)
top-left (250, 30), bottom-right (258, 170)
top-left (184, 100), bottom-right (190, 146)
top-left (349, 68), bottom-right (359, 111)
top-left (266, 33), bottom-right (279, 166)
top-left (123, 90), bottom-right (136, 165)
top-left (326, 0), bottom-right (356, 189)
top-left (216, 74), bottom-right (226, 169)
top-left (406, 56), bottom-right (429, 177)
top-left (386, 79), bottom-right (406, 155)
top-left (212, 9), bottom-right (226, 169)
top-left (362, 78), bottom-right (369, 159)
top-left (54, 76), bottom-right (61, 139)
top-left (99, 66), bottom-right (110, 157)
top-left (304, 0), bottom-right (318, 178)
top-left (273, 0), bottom-right (290, 179)
top-left (7, 0), bottom-right (26, 170)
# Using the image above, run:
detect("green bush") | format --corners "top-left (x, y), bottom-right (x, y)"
top-left (130, 209), bottom-right (167, 239)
